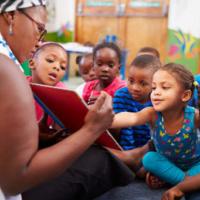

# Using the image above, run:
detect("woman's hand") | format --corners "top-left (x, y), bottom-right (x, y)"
top-left (84, 91), bottom-right (114, 135)
top-left (162, 186), bottom-right (184, 200)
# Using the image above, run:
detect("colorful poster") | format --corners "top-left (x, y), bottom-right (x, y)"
top-left (45, 0), bottom-right (75, 42)
top-left (166, 0), bottom-right (200, 74)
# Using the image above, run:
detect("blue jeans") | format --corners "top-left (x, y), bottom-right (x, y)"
top-left (142, 151), bottom-right (200, 185)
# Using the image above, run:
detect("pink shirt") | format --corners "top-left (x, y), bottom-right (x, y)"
top-left (27, 76), bottom-right (66, 122)
top-left (82, 77), bottom-right (126, 104)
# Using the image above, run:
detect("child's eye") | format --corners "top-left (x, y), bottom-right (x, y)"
top-left (95, 62), bottom-right (102, 67)
top-left (141, 81), bottom-right (148, 86)
top-left (162, 86), bottom-right (170, 90)
top-left (108, 63), bottom-right (114, 68)
top-left (46, 58), bottom-right (54, 63)
top-left (152, 87), bottom-right (156, 90)
top-left (60, 66), bottom-right (66, 71)
top-left (128, 79), bottom-right (134, 84)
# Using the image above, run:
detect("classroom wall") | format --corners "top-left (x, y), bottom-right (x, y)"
top-left (75, 0), bottom-right (169, 77)
top-left (46, 0), bottom-right (75, 42)
top-left (166, 0), bottom-right (200, 74)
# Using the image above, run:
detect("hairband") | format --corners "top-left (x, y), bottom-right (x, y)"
top-left (0, 0), bottom-right (46, 13)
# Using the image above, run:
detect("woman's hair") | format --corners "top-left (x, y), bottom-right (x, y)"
top-left (130, 54), bottom-right (161, 73)
top-left (93, 42), bottom-right (121, 63)
top-left (160, 63), bottom-right (195, 94)
top-left (137, 46), bottom-right (160, 58)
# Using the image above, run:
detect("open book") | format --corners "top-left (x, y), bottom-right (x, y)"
top-left (30, 83), bottom-right (122, 150)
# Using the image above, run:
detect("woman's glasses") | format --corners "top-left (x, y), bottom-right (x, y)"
top-left (20, 10), bottom-right (47, 41)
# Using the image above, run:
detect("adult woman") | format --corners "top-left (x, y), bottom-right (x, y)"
top-left (0, 1), bottom-right (134, 200)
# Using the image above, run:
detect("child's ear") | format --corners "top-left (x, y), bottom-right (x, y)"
top-left (29, 59), bottom-right (36, 70)
top-left (181, 90), bottom-right (192, 102)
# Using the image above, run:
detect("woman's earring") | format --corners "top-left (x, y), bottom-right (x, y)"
top-left (8, 23), bottom-right (13, 35)
top-left (8, 18), bottom-right (14, 35)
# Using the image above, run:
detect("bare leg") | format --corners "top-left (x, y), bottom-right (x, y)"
top-left (106, 141), bottom-right (152, 177)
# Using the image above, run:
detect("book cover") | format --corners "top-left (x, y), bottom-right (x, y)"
top-left (30, 83), bottom-right (122, 150)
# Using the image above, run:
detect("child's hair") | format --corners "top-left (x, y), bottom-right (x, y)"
top-left (76, 53), bottom-right (93, 65)
top-left (137, 46), bottom-right (160, 58)
top-left (130, 54), bottom-right (161, 73)
top-left (32, 42), bottom-right (68, 61)
top-left (93, 42), bottom-right (121, 63)
top-left (160, 63), bottom-right (195, 95)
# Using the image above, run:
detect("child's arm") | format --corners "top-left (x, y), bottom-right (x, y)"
top-left (162, 175), bottom-right (200, 200)
top-left (112, 107), bottom-right (155, 129)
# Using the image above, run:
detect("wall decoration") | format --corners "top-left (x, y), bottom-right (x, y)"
top-left (166, 0), bottom-right (200, 74)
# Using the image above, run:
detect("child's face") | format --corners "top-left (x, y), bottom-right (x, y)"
top-left (127, 66), bottom-right (153, 103)
top-left (31, 46), bottom-right (67, 86)
top-left (94, 47), bottom-right (120, 86)
top-left (151, 70), bottom-right (189, 112)
top-left (79, 56), bottom-right (96, 82)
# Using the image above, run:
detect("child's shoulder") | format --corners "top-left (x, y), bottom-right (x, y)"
top-left (115, 86), bottom-right (129, 95)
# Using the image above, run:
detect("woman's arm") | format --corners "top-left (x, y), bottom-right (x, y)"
top-left (111, 107), bottom-right (155, 129)
top-left (0, 55), bottom-right (114, 195)
top-left (162, 175), bottom-right (200, 200)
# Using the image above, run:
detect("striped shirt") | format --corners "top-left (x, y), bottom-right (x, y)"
top-left (113, 87), bottom-right (151, 150)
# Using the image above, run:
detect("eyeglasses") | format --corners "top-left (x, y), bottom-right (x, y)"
top-left (20, 10), bottom-right (47, 41)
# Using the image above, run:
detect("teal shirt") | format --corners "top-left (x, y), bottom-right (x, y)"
top-left (152, 106), bottom-right (200, 170)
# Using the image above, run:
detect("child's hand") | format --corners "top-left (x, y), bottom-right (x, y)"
top-left (161, 186), bottom-right (184, 200)
top-left (88, 96), bottom-right (98, 105)
top-left (84, 91), bottom-right (114, 135)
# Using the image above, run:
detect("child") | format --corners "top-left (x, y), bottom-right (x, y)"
top-left (28, 42), bottom-right (67, 87)
top-left (82, 42), bottom-right (126, 105)
top-left (75, 53), bottom-right (96, 96)
top-left (113, 54), bottom-right (161, 150)
top-left (137, 46), bottom-right (160, 58)
top-left (27, 42), bottom-right (68, 146)
top-left (112, 63), bottom-right (200, 188)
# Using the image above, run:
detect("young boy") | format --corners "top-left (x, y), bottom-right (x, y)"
top-left (137, 46), bottom-right (160, 58)
top-left (113, 54), bottom-right (161, 150)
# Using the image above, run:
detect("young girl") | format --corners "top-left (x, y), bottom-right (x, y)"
top-left (112, 63), bottom-right (200, 188)
top-left (27, 42), bottom-right (68, 146)
top-left (75, 53), bottom-right (96, 96)
top-left (82, 42), bottom-right (126, 105)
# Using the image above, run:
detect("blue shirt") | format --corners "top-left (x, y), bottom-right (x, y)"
top-left (113, 87), bottom-right (151, 150)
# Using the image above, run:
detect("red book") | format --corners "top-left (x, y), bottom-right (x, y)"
top-left (30, 83), bottom-right (122, 150)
